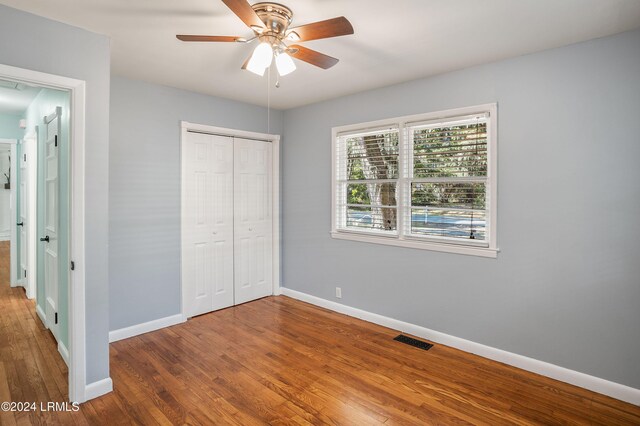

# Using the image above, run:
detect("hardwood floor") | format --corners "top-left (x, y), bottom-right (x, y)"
top-left (1, 240), bottom-right (639, 424)
top-left (0, 241), bottom-right (74, 425)
top-left (101, 298), bottom-right (640, 425)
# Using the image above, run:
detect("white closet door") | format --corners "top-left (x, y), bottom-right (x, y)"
top-left (183, 132), bottom-right (234, 317)
top-left (234, 138), bottom-right (273, 304)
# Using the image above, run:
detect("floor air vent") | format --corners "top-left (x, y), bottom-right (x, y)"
top-left (394, 334), bottom-right (433, 351)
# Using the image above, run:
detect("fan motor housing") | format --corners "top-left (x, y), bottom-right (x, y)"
top-left (252, 2), bottom-right (293, 36)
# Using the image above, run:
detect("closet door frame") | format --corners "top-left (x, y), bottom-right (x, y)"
top-left (180, 121), bottom-right (281, 320)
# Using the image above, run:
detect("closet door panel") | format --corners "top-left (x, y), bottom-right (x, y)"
top-left (183, 132), bottom-right (234, 317)
top-left (210, 137), bottom-right (235, 311)
top-left (234, 138), bottom-right (273, 304)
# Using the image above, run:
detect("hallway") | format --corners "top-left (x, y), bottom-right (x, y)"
top-left (0, 241), bottom-right (71, 424)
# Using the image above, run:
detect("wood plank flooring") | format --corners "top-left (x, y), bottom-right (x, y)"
top-left (0, 241), bottom-right (77, 425)
top-left (1, 239), bottom-right (639, 424)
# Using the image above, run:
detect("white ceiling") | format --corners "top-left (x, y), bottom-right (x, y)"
top-left (0, 81), bottom-right (41, 114)
top-left (2, 0), bottom-right (640, 109)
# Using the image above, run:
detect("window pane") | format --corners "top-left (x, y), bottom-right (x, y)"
top-left (411, 208), bottom-right (486, 241)
top-left (347, 182), bottom-right (396, 206)
top-left (411, 182), bottom-right (486, 241)
top-left (413, 122), bottom-right (487, 178)
top-left (412, 182), bottom-right (485, 210)
top-left (346, 206), bottom-right (397, 232)
top-left (346, 132), bottom-right (398, 180)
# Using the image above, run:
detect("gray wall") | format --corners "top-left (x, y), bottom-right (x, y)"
top-left (0, 114), bottom-right (23, 139)
top-left (0, 5), bottom-right (111, 383)
top-left (109, 76), bottom-right (283, 330)
top-left (282, 29), bottom-right (640, 388)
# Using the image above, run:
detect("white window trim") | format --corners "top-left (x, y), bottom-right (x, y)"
top-left (331, 103), bottom-right (498, 258)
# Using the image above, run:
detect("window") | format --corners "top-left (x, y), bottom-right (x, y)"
top-left (331, 104), bottom-right (497, 257)
top-left (335, 126), bottom-right (400, 235)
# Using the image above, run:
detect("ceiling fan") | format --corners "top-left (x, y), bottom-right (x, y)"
top-left (176, 0), bottom-right (354, 76)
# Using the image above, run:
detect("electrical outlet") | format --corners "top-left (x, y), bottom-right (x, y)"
top-left (335, 287), bottom-right (342, 299)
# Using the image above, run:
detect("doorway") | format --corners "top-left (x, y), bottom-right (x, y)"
top-left (0, 143), bottom-right (14, 243)
top-left (0, 79), bottom-right (71, 386)
top-left (180, 122), bottom-right (281, 319)
top-left (0, 63), bottom-right (88, 402)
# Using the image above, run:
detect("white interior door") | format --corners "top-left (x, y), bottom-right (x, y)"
top-left (18, 143), bottom-right (28, 291)
top-left (24, 133), bottom-right (37, 300)
top-left (183, 132), bottom-right (234, 317)
top-left (234, 138), bottom-right (273, 305)
top-left (43, 108), bottom-right (61, 339)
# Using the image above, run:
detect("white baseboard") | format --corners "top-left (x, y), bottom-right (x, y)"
top-left (84, 377), bottom-right (113, 401)
top-left (58, 341), bottom-right (69, 367)
top-left (281, 288), bottom-right (640, 406)
top-left (109, 314), bottom-right (185, 343)
top-left (36, 304), bottom-right (47, 328)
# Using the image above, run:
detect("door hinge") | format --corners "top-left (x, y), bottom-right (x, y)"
top-left (54, 135), bottom-right (58, 147)
top-left (24, 270), bottom-right (27, 278)
top-left (23, 154), bottom-right (26, 162)
top-left (54, 312), bottom-right (58, 324)
top-left (70, 261), bottom-right (75, 271)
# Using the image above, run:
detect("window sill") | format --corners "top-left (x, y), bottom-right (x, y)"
top-left (330, 231), bottom-right (499, 258)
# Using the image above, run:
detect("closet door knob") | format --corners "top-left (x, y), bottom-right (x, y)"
top-left (40, 236), bottom-right (50, 243)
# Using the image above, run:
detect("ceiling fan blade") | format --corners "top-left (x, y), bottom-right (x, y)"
top-left (287, 17), bottom-right (354, 42)
top-left (241, 53), bottom-right (251, 70)
top-left (177, 35), bottom-right (243, 42)
top-left (221, 0), bottom-right (266, 30)
top-left (287, 45), bottom-right (339, 69)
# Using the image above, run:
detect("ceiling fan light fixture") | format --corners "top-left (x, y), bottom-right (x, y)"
top-left (246, 61), bottom-right (267, 76)
top-left (275, 52), bottom-right (296, 76)
top-left (176, 1), bottom-right (354, 74)
top-left (246, 41), bottom-right (273, 75)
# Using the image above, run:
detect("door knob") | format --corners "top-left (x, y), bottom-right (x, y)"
top-left (17, 222), bottom-right (23, 227)
top-left (40, 236), bottom-right (50, 243)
